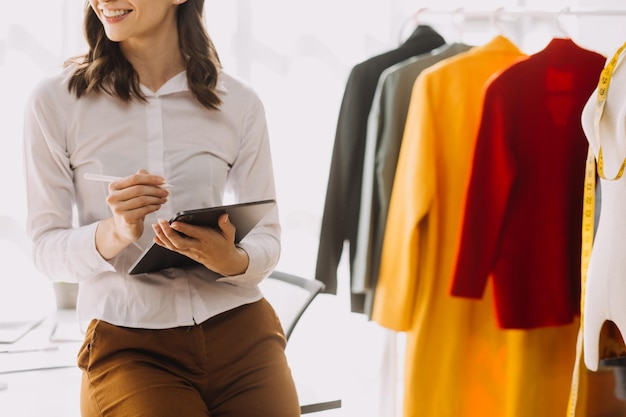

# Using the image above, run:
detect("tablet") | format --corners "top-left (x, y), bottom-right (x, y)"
top-left (128, 199), bottom-right (276, 275)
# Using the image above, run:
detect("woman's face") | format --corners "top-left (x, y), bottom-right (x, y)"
top-left (88, 0), bottom-right (186, 43)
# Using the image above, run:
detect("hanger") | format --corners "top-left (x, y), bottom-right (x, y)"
top-left (411, 7), bottom-right (429, 26)
top-left (398, 8), bottom-right (428, 44)
top-left (554, 7), bottom-right (571, 38)
top-left (452, 7), bottom-right (465, 42)
top-left (490, 7), bottom-right (506, 35)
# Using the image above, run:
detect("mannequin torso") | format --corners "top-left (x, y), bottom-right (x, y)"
top-left (581, 46), bottom-right (626, 371)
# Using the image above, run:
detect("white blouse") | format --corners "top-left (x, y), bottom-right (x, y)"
top-left (23, 67), bottom-right (281, 331)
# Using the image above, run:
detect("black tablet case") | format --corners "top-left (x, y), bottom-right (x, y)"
top-left (128, 199), bottom-right (276, 275)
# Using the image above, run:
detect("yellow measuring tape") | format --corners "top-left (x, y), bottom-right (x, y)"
top-left (566, 147), bottom-right (595, 417)
top-left (596, 42), bottom-right (626, 180)
top-left (567, 41), bottom-right (626, 417)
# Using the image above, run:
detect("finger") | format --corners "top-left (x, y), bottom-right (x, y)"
top-left (217, 213), bottom-right (236, 241)
top-left (157, 219), bottom-right (192, 249)
top-left (169, 221), bottom-right (224, 243)
top-left (107, 170), bottom-right (169, 191)
top-left (108, 198), bottom-right (167, 222)
top-left (133, 169), bottom-right (170, 188)
top-left (103, 169), bottom-right (148, 191)
top-left (152, 220), bottom-right (180, 248)
top-left (168, 221), bottom-right (198, 239)
top-left (107, 186), bottom-right (169, 208)
top-left (152, 222), bottom-right (170, 247)
top-left (109, 190), bottom-right (168, 206)
top-left (120, 205), bottom-right (163, 223)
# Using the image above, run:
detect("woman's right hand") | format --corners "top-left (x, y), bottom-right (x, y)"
top-left (96, 169), bottom-right (170, 259)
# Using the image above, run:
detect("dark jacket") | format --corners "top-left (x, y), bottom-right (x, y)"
top-left (315, 25), bottom-right (445, 313)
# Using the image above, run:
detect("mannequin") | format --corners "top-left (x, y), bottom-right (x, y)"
top-left (581, 44), bottom-right (626, 371)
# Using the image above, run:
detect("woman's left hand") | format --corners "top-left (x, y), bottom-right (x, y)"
top-left (151, 213), bottom-right (250, 276)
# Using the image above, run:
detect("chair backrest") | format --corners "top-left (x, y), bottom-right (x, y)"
top-left (259, 270), bottom-right (325, 340)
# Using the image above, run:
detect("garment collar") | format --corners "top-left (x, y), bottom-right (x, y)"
top-left (478, 35), bottom-right (522, 55)
top-left (402, 25), bottom-right (442, 45)
top-left (141, 71), bottom-right (228, 97)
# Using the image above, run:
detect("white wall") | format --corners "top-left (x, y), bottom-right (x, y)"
top-left (3, 0), bottom-right (626, 281)
top-left (2, 2), bottom-right (626, 416)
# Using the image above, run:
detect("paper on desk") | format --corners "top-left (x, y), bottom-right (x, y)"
top-left (0, 343), bottom-right (78, 374)
top-left (0, 318), bottom-right (45, 344)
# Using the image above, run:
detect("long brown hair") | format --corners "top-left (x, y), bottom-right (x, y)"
top-left (66, 0), bottom-right (222, 110)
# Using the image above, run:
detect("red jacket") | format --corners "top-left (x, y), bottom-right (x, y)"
top-left (450, 38), bottom-right (606, 329)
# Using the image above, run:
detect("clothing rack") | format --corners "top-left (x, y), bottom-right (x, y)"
top-left (411, 7), bottom-right (626, 19)
top-left (404, 6), bottom-right (626, 33)
top-left (399, 6), bottom-right (626, 49)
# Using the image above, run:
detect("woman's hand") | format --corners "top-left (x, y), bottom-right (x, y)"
top-left (96, 169), bottom-right (170, 259)
top-left (152, 213), bottom-right (250, 276)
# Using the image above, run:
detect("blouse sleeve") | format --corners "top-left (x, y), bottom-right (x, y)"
top-left (217, 89), bottom-right (281, 288)
top-left (23, 78), bottom-right (116, 283)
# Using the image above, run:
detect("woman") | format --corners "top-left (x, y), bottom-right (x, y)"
top-left (22, 0), bottom-right (300, 415)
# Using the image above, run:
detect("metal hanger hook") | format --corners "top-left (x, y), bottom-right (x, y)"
top-left (555, 7), bottom-right (571, 38)
top-left (491, 7), bottom-right (506, 35)
top-left (452, 7), bottom-right (465, 41)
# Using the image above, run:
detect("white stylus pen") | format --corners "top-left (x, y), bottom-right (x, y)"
top-left (83, 173), bottom-right (173, 188)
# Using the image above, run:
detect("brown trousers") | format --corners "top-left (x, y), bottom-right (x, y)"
top-left (78, 298), bottom-right (300, 417)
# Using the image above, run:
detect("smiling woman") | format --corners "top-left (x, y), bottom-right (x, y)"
top-left (21, 0), bottom-right (301, 416)
top-left (1, 2), bottom-right (405, 415)
top-left (74, 0), bottom-right (197, 96)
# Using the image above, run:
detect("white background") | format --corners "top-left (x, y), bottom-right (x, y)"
top-left (2, 1), bottom-right (626, 415)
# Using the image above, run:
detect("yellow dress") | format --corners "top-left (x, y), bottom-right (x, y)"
top-left (372, 35), bottom-right (580, 417)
